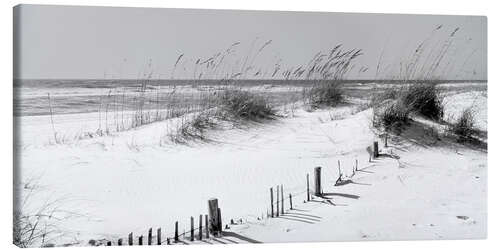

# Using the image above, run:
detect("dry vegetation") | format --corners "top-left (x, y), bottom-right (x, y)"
top-left (372, 26), bottom-right (472, 138)
top-left (448, 107), bottom-right (476, 142)
top-left (46, 42), bottom-right (363, 144)
top-left (14, 178), bottom-right (82, 248)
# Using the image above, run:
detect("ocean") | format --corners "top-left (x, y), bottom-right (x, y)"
top-left (13, 79), bottom-right (485, 117)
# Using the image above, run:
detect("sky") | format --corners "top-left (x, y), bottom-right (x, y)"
top-left (14, 4), bottom-right (487, 80)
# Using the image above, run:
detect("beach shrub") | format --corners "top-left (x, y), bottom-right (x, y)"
top-left (448, 107), bottom-right (475, 142)
top-left (370, 86), bottom-right (401, 105)
top-left (372, 82), bottom-right (443, 122)
top-left (219, 89), bottom-right (276, 120)
top-left (304, 81), bottom-right (344, 108)
top-left (403, 83), bottom-right (444, 120)
top-left (374, 100), bottom-right (411, 133)
top-left (170, 112), bottom-right (218, 143)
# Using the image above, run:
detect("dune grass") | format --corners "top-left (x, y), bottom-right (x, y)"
top-left (448, 107), bottom-right (476, 142)
top-left (45, 41), bottom-right (364, 145)
top-left (372, 26), bottom-right (465, 132)
top-left (219, 89), bottom-right (276, 121)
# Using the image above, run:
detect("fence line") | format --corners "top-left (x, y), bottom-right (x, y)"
top-left (104, 141), bottom-right (380, 246)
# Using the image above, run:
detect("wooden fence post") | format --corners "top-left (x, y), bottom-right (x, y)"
top-left (107, 241), bottom-right (111, 246)
top-left (174, 221), bottom-right (179, 242)
top-left (190, 216), bottom-right (194, 241)
top-left (117, 238), bottom-right (122, 246)
top-left (138, 235), bottom-right (143, 245)
top-left (199, 214), bottom-right (203, 240)
top-left (384, 133), bottom-right (388, 147)
top-left (276, 185), bottom-right (280, 217)
top-left (307, 174), bottom-right (310, 201)
top-left (373, 141), bottom-right (379, 158)
top-left (208, 198), bottom-right (220, 235)
top-left (217, 207), bottom-right (222, 235)
top-left (157, 228), bottom-right (161, 245)
top-left (148, 228), bottom-right (152, 245)
top-left (355, 159), bottom-right (358, 171)
top-left (289, 193), bottom-right (292, 210)
top-left (314, 167), bottom-right (322, 196)
top-left (128, 232), bottom-right (133, 246)
top-left (280, 184), bottom-right (284, 214)
top-left (270, 187), bottom-right (274, 218)
top-left (205, 214), bottom-right (209, 239)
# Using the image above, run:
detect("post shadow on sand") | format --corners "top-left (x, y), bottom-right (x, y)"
top-left (309, 197), bottom-right (347, 206)
top-left (279, 213), bottom-right (321, 222)
top-left (277, 215), bottom-right (316, 224)
top-left (320, 192), bottom-right (360, 200)
top-left (211, 238), bottom-right (227, 244)
top-left (334, 179), bottom-right (372, 186)
top-left (286, 211), bottom-right (322, 219)
top-left (221, 231), bottom-right (262, 243)
top-left (220, 237), bottom-right (239, 244)
top-left (356, 168), bottom-right (375, 174)
top-left (200, 239), bottom-right (213, 244)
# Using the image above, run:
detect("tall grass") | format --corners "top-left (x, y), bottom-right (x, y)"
top-left (403, 82), bottom-right (443, 120)
top-left (219, 89), bottom-right (276, 121)
top-left (14, 177), bottom-right (81, 247)
top-left (302, 47), bottom-right (363, 108)
top-left (45, 40), bottom-right (364, 144)
top-left (373, 99), bottom-right (411, 133)
top-left (373, 26), bottom-right (464, 130)
top-left (448, 107), bottom-right (476, 142)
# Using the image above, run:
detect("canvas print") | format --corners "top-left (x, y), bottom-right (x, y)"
top-left (13, 4), bottom-right (487, 247)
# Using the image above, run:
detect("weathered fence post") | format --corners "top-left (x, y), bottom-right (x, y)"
top-left (289, 193), bottom-right (293, 210)
top-left (157, 228), bottom-right (161, 245)
top-left (208, 198), bottom-right (221, 236)
top-left (174, 221), bottom-right (179, 242)
top-left (384, 133), bottom-right (388, 147)
top-left (107, 241), bottom-right (111, 246)
top-left (314, 167), bottom-right (322, 196)
top-left (117, 238), bottom-right (122, 246)
top-left (270, 187), bottom-right (274, 218)
top-left (276, 185), bottom-right (280, 217)
top-left (217, 207), bottom-right (222, 234)
top-left (355, 159), bottom-right (358, 171)
top-left (190, 216), bottom-right (194, 241)
top-left (199, 214), bottom-right (203, 240)
top-left (281, 184), bottom-right (284, 214)
top-left (307, 174), bottom-right (311, 201)
top-left (148, 228), bottom-right (152, 245)
top-left (373, 141), bottom-right (379, 158)
top-left (138, 235), bottom-right (143, 245)
top-left (205, 214), bottom-right (209, 238)
top-left (128, 233), bottom-right (133, 246)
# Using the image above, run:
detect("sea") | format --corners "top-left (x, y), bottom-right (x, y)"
top-left (13, 79), bottom-right (485, 117)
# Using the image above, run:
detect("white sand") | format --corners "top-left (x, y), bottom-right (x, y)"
top-left (15, 88), bottom-right (487, 245)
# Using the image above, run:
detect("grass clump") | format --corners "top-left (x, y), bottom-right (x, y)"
top-left (403, 83), bottom-right (444, 120)
top-left (167, 89), bottom-right (277, 144)
top-left (448, 107), bottom-right (476, 142)
top-left (372, 82), bottom-right (443, 134)
top-left (304, 81), bottom-right (345, 108)
top-left (169, 111), bottom-right (218, 144)
top-left (373, 100), bottom-right (411, 133)
top-left (374, 83), bottom-right (443, 120)
top-left (219, 89), bottom-right (276, 120)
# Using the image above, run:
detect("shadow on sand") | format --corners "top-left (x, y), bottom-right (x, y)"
top-left (321, 192), bottom-right (360, 200)
top-left (221, 231), bottom-right (262, 244)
